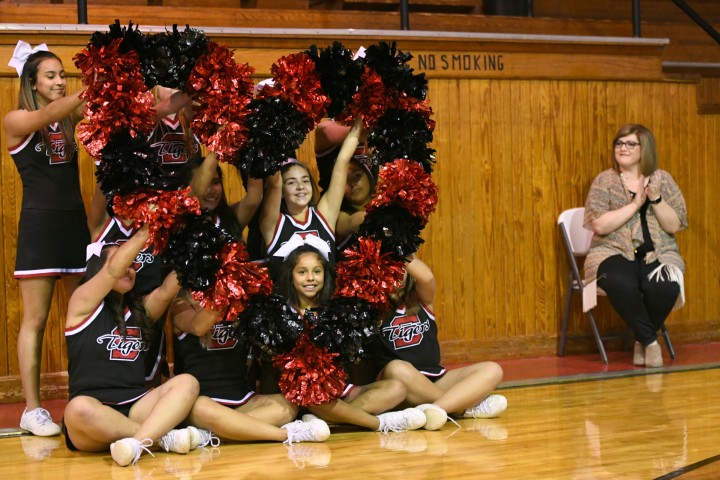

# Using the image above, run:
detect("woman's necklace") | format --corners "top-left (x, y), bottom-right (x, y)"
top-left (620, 172), bottom-right (636, 198)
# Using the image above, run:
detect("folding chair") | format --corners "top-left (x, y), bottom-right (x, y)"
top-left (557, 208), bottom-right (675, 364)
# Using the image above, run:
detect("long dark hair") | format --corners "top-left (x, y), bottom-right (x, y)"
top-left (18, 51), bottom-right (77, 158)
top-left (81, 247), bottom-right (154, 343)
top-left (274, 245), bottom-right (335, 309)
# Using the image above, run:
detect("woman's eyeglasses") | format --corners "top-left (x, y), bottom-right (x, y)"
top-left (614, 140), bottom-right (640, 149)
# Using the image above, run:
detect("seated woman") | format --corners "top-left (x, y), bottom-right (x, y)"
top-left (62, 225), bottom-right (203, 467)
top-left (373, 256), bottom-right (507, 430)
top-left (584, 124), bottom-right (687, 368)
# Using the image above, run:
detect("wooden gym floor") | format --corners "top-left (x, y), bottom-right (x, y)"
top-left (1, 342), bottom-right (719, 479)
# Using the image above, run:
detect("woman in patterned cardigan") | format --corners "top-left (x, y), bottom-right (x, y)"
top-left (583, 124), bottom-right (687, 368)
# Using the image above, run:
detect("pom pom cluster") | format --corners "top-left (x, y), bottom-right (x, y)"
top-left (76, 22), bottom-right (439, 406)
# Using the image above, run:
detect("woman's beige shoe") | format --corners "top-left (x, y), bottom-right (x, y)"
top-left (633, 342), bottom-right (645, 366)
top-left (644, 342), bottom-right (663, 368)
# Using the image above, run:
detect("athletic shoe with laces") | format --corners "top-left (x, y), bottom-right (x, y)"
top-left (416, 404), bottom-right (448, 431)
top-left (187, 426), bottom-right (220, 449)
top-left (463, 394), bottom-right (508, 419)
top-left (158, 428), bottom-right (192, 454)
top-left (377, 408), bottom-right (426, 433)
top-left (19, 407), bottom-right (61, 437)
top-left (110, 437), bottom-right (154, 466)
top-left (281, 418), bottom-right (331, 445)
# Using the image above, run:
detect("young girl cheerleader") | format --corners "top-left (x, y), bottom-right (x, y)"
top-left (62, 225), bottom-right (205, 467)
top-left (373, 256), bottom-right (508, 430)
top-left (271, 244), bottom-right (427, 434)
top-left (4, 43), bottom-right (89, 436)
top-left (259, 117), bottom-right (362, 278)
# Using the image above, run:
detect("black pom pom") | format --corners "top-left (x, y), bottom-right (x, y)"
top-left (310, 297), bottom-right (380, 365)
top-left (89, 20), bottom-right (145, 55)
top-left (305, 42), bottom-right (365, 119)
top-left (232, 294), bottom-right (304, 361)
top-left (140, 24), bottom-right (208, 89)
top-left (96, 130), bottom-right (185, 201)
top-left (358, 204), bottom-right (426, 260)
top-left (363, 41), bottom-right (428, 100)
top-left (368, 109), bottom-right (436, 172)
top-left (164, 214), bottom-right (235, 291)
top-left (235, 97), bottom-right (310, 178)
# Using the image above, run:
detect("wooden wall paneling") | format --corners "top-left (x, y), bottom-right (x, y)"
top-left (1, 77), bottom-right (22, 378)
top-left (467, 77), bottom-right (493, 341)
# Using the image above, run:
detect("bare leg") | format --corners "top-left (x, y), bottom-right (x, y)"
top-left (17, 277), bottom-right (56, 411)
top-left (127, 374), bottom-right (200, 440)
top-left (432, 362), bottom-right (503, 415)
top-left (308, 400), bottom-right (380, 430)
top-left (188, 396), bottom-right (288, 442)
top-left (237, 394), bottom-right (298, 427)
top-left (346, 379), bottom-right (405, 415)
top-left (383, 359), bottom-right (503, 415)
top-left (64, 396), bottom-right (143, 452)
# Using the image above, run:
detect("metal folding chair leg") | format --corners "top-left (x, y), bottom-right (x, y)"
top-left (586, 309), bottom-right (609, 365)
top-left (661, 325), bottom-right (676, 360)
top-left (558, 274), bottom-right (573, 357)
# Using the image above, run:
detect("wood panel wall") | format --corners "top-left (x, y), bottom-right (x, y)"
top-left (0, 29), bottom-right (718, 401)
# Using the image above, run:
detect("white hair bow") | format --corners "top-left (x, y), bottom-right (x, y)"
top-left (8, 40), bottom-right (49, 77)
top-left (273, 233), bottom-right (331, 261)
top-left (86, 241), bottom-right (120, 261)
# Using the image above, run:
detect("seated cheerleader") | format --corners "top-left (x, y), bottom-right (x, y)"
top-left (373, 255), bottom-right (508, 430)
top-left (272, 242), bottom-right (427, 434)
top-left (169, 292), bottom-right (332, 445)
top-left (63, 225), bottom-right (205, 467)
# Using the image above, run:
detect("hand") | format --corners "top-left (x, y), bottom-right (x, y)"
top-left (644, 175), bottom-right (661, 202)
top-left (632, 175), bottom-right (647, 209)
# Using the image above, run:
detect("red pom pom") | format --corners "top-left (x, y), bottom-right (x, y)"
top-left (112, 187), bottom-right (201, 254)
top-left (335, 67), bottom-right (389, 131)
top-left (367, 159), bottom-right (439, 224)
top-left (335, 237), bottom-right (405, 312)
top-left (74, 39), bottom-right (155, 158)
top-left (192, 242), bottom-right (274, 321)
top-left (273, 333), bottom-right (347, 407)
top-left (397, 97), bottom-right (436, 133)
top-left (186, 41), bottom-right (255, 161)
top-left (262, 53), bottom-right (329, 126)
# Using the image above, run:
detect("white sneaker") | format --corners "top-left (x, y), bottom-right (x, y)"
top-left (19, 407), bottom-right (61, 437)
top-left (281, 419), bottom-right (331, 445)
top-left (110, 437), bottom-right (154, 466)
top-left (463, 395), bottom-right (508, 419)
top-left (416, 404), bottom-right (448, 431)
top-left (377, 408), bottom-right (427, 433)
top-left (187, 426), bottom-right (220, 449)
top-left (158, 428), bottom-right (192, 454)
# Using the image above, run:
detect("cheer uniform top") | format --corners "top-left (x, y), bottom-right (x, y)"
top-left (373, 304), bottom-right (446, 378)
top-left (266, 206), bottom-right (336, 275)
top-left (174, 322), bottom-right (254, 406)
top-left (95, 218), bottom-right (169, 384)
top-left (66, 302), bottom-right (150, 405)
top-left (148, 116), bottom-right (201, 182)
top-left (9, 125), bottom-right (89, 277)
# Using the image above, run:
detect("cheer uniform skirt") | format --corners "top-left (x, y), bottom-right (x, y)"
top-left (15, 208), bottom-right (89, 278)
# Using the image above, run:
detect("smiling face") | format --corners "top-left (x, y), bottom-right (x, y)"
top-left (200, 169), bottom-right (223, 211)
top-left (282, 164), bottom-right (314, 213)
top-left (32, 58), bottom-right (66, 107)
top-left (345, 161), bottom-right (372, 210)
top-left (614, 133), bottom-right (642, 173)
top-left (292, 252), bottom-right (325, 309)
